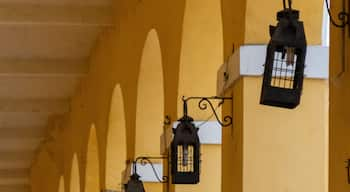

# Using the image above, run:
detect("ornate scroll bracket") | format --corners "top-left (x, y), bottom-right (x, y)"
top-left (182, 96), bottom-right (233, 127)
top-left (133, 156), bottom-right (169, 183)
top-left (326, 0), bottom-right (350, 78)
top-left (325, 0), bottom-right (350, 29)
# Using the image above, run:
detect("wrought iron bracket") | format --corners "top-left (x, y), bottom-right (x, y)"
top-left (182, 96), bottom-right (233, 127)
top-left (132, 156), bottom-right (169, 183)
top-left (325, 0), bottom-right (350, 29)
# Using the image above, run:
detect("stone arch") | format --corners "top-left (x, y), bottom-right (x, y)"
top-left (84, 125), bottom-right (100, 192)
top-left (58, 176), bottom-right (65, 192)
top-left (135, 29), bottom-right (164, 156)
top-left (178, 0), bottom-right (224, 119)
top-left (134, 29), bottom-right (164, 192)
top-left (105, 84), bottom-right (127, 191)
top-left (70, 154), bottom-right (81, 192)
top-left (176, 0), bottom-right (224, 191)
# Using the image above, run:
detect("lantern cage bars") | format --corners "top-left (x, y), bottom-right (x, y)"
top-left (260, 0), bottom-right (307, 109)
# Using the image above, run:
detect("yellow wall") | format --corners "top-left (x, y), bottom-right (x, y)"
top-left (176, 0), bottom-right (223, 191)
top-left (29, 0), bottom-right (329, 192)
top-left (30, 0), bottom-right (223, 191)
top-left (244, 0), bottom-right (324, 44)
top-left (221, 0), bottom-right (327, 192)
top-left (243, 77), bottom-right (328, 192)
top-left (222, 78), bottom-right (329, 192)
top-left (221, 80), bottom-right (243, 192)
top-left (329, 0), bottom-right (350, 191)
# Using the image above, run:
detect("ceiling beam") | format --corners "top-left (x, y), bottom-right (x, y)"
top-left (0, 168), bottom-right (28, 178)
top-left (0, 59), bottom-right (88, 77)
top-left (0, 151), bottom-right (35, 162)
top-left (0, 4), bottom-right (114, 27)
top-left (0, 138), bottom-right (42, 151)
top-left (0, 160), bottom-right (32, 170)
top-left (0, 169), bottom-right (29, 186)
top-left (0, 127), bottom-right (45, 139)
top-left (0, 99), bottom-right (69, 114)
top-left (0, 185), bottom-right (29, 192)
top-left (0, 178), bottom-right (29, 186)
top-left (0, 76), bottom-right (79, 99)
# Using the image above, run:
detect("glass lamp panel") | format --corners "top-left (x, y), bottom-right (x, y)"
top-left (177, 145), bottom-right (194, 172)
top-left (270, 46), bottom-right (298, 89)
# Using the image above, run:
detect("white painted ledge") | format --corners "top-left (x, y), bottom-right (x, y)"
top-left (172, 121), bottom-right (222, 145)
top-left (160, 121), bottom-right (222, 154)
top-left (217, 45), bottom-right (329, 96)
top-left (131, 163), bottom-right (163, 183)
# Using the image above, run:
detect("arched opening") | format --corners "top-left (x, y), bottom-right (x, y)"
top-left (178, 0), bottom-right (224, 119)
top-left (84, 125), bottom-right (100, 192)
top-left (135, 29), bottom-right (164, 156)
top-left (58, 176), bottom-right (65, 192)
top-left (70, 154), bottom-right (81, 192)
top-left (135, 29), bottom-right (164, 191)
top-left (105, 84), bottom-right (127, 191)
top-left (177, 0), bottom-right (223, 191)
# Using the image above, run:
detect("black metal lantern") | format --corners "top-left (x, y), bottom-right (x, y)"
top-left (125, 163), bottom-right (145, 192)
top-left (171, 100), bottom-right (200, 184)
top-left (260, 0), bottom-right (307, 109)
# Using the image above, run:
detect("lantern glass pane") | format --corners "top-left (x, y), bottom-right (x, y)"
top-left (270, 47), bottom-right (298, 89)
top-left (177, 145), bottom-right (194, 173)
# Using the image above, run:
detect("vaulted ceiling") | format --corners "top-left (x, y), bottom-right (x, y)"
top-left (0, 1), bottom-right (113, 191)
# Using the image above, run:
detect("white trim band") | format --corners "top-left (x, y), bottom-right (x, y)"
top-left (131, 163), bottom-right (163, 183)
top-left (217, 45), bottom-right (329, 95)
top-left (172, 121), bottom-right (222, 145)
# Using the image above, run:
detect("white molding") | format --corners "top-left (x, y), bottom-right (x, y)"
top-left (172, 121), bottom-right (222, 145)
top-left (160, 121), bottom-right (222, 154)
top-left (217, 45), bottom-right (329, 95)
top-left (131, 163), bottom-right (163, 183)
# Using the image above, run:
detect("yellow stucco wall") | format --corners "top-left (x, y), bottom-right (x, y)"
top-left (29, 0), bottom-right (329, 192)
top-left (244, 0), bottom-right (324, 44)
top-left (221, 0), bottom-right (327, 192)
top-left (222, 80), bottom-right (243, 192)
top-left (222, 78), bottom-right (329, 192)
top-left (30, 0), bottom-right (223, 192)
top-left (243, 77), bottom-right (328, 192)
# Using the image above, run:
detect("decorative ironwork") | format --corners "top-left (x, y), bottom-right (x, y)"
top-left (325, 0), bottom-right (350, 77)
top-left (325, 0), bottom-right (349, 28)
top-left (260, 0), bottom-right (307, 109)
top-left (134, 156), bottom-right (169, 183)
top-left (346, 159), bottom-right (350, 184)
top-left (182, 96), bottom-right (233, 127)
